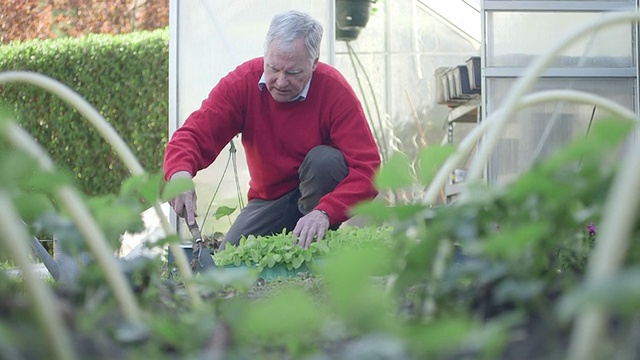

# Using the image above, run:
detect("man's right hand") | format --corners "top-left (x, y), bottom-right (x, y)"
top-left (169, 171), bottom-right (197, 225)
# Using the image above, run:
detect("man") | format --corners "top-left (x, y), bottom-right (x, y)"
top-left (164, 10), bottom-right (380, 249)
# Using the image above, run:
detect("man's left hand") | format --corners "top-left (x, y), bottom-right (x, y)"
top-left (293, 210), bottom-right (330, 248)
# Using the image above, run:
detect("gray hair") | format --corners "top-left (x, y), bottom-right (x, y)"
top-left (264, 10), bottom-right (323, 64)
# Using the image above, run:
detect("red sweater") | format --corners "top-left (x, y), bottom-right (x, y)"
top-left (164, 57), bottom-right (381, 224)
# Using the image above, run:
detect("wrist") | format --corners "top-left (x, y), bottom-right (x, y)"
top-left (317, 209), bottom-right (329, 221)
top-left (170, 170), bottom-right (192, 180)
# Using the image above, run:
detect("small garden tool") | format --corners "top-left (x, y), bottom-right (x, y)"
top-left (186, 220), bottom-right (215, 272)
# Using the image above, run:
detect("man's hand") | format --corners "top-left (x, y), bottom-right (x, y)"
top-left (169, 171), bottom-right (197, 225)
top-left (293, 210), bottom-right (330, 249)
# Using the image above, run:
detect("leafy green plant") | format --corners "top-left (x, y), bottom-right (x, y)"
top-left (213, 226), bottom-right (393, 271)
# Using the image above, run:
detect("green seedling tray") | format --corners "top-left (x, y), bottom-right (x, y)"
top-left (222, 261), bottom-right (316, 281)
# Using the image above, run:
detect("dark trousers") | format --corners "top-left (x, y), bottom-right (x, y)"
top-left (220, 145), bottom-right (348, 248)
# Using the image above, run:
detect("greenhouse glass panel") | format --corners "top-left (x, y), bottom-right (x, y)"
top-left (485, 78), bottom-right (635, 185)
top-left (335, 0), bottom-right (480, 166)
top-left (486, 11), bottom-right (634, 68)
top-left (484, 0), bottom-right (633, 1)
top-left (483, 0), bottom-right (633, 2)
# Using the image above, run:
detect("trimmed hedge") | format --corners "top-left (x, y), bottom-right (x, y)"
top-left (0, 28), bottom-right (169, 196)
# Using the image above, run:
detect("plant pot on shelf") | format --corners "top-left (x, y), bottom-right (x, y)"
top-left (335, 0), bottom-right (374, 41)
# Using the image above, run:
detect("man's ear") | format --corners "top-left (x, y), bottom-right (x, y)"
top-left (312, 58), bottom-right (319, 71)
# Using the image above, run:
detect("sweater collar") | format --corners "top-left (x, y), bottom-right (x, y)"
top-left (258, 73), bottom-right (312, 102)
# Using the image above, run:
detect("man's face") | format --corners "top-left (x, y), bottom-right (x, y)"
top-left (264, 37), bottom-right (317, 103)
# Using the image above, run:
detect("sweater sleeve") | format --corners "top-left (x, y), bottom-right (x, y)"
top-left (163, 69), bottom-right (247, 181)
top-left (315, 79), bottom-right (381, 224)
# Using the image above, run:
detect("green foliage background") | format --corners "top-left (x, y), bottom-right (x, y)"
top-left (0, 28), bottom-right (169, 196)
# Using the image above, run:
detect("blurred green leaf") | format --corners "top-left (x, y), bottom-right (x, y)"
top-left (321, 246), bottom-right (395, 331)
top-left (557, 267), bottom-right (640, 320)
top-left (406, 317), bottom-right (475, 356)
top-left (13, 192), bottom-right (55, 223)
top-left (120, 172), bottom-right (164, 204)
top-left (417, 144), bottom-right (455, 185)
top-left (494, 280), bottom-right (545, 304)
top-left (351, 199), bottom-right (425, 221)
top-left (160, 176), bottom-right (194, 202)
top-left (542, 119), bottom-right (631, 173)
top-left (0, 152), bottom-right (40, 187)
top-left (86, 195), bottom-right (144, 247)
top-left (374, 152), bottom-right (414, 189)
top-left (239, 288), bottom-right (323, 342)
top-left (477, 223), bottom-right (548, 259)
top-left (589, 118), bottom-right (633, 145)
top-left (191, 266), bottom-right (258, 291)
top-left (23, 169), bottom-right (73, 193)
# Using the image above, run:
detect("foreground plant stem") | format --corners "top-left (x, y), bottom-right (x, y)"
top-left (423, 239), bottom-right (452, 319)
top-left (423, 89), bottom-right (639, 206)
top-left (6, 122), bottom-right (144, 324)
top-left (0, 71), bottom-right (203, 309)
top-left (0, 193), bottom-right (78, 360)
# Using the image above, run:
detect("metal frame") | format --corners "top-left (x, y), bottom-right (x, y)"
top-left (485, 67), bottom-right (638, 78)
top-left (417, 0), bottom-right (481, 44)
top-left (168, 0), bottom-right (180, 235)
top-left (483, 1), bottom-right (635, 11)
top-left (168, 0), bottom-right (180, 141)
top-left (480, 1), bottom-right (488, 181)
